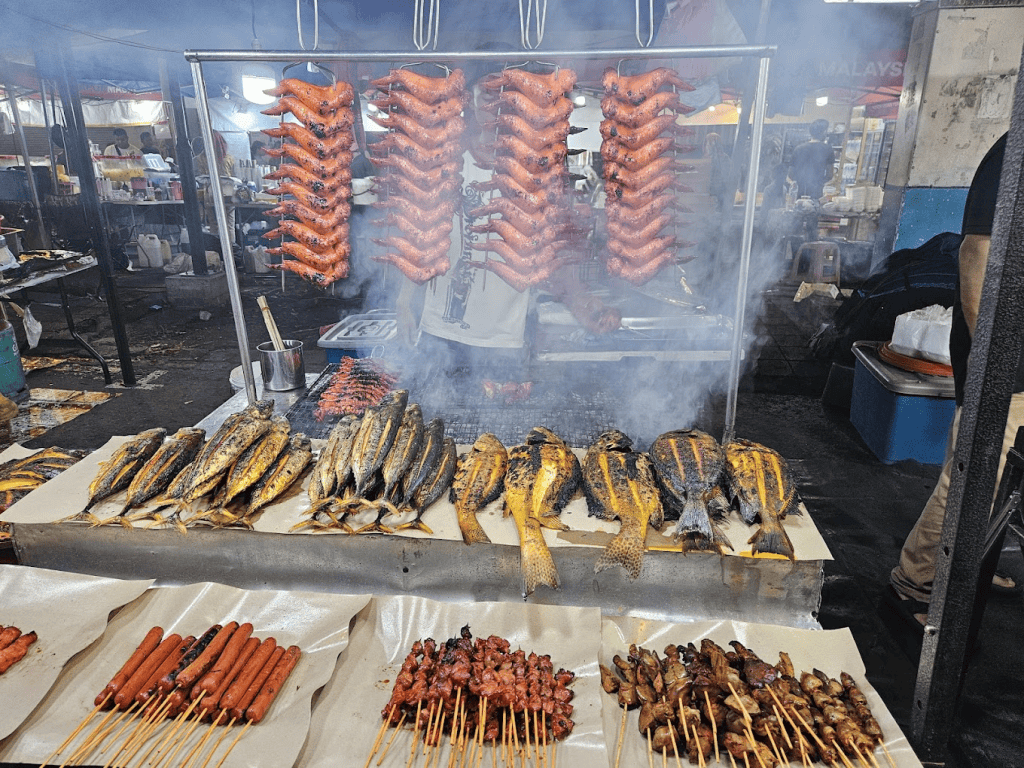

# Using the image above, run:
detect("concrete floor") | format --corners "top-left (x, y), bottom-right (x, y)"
top-left (4, 268), bottom-right (1023, 768)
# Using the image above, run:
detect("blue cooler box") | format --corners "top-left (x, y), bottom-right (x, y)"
top-left (850, 340), bottom-right (956, 465)
top-left (317, 310), bottom-right (397, 362)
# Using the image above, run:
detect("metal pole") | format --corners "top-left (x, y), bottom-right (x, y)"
top-left (2, 71), bottom-right (51, 249)
top-left (722, 55), bottom-right (770, 445)
top-left (185, 44), bottom-right (775, 63)
top-left (38, 77), bottom-right (61, 199)
top-left (166, 73), bottom-right (210, 276)
top-left (911, 41), bottom-right (1024, 761)
top-left (48, 49), bottom-right (136, 386)
top-left (189, 59), bottom-right (257, 405)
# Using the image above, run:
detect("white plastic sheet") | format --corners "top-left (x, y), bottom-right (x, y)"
top-left (890, 304), bottom-right (953, 366)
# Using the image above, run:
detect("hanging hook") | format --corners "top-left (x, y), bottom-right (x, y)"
top-left (635, 0), bottom-right (655, 47)
top-left (518, 0), bottom-right (548, 50)
top-left (296, 0), bottom-right (320, 50)
top-left (282, 60), bottom-right (336, 84)
top-left (412, 0), bottom-right (441, 51)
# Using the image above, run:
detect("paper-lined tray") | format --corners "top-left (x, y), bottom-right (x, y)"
top-left (0, 565), bottom-right (152, 742)
top-left (600, 617), bottom-right (922, 768)
top-left (297, 595), bottom-right (607, 768)
top-left (0, 582), bottom-right (370, 768)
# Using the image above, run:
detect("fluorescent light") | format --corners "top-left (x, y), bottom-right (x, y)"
top-left (816, 95), bottom-right (829, 106)
top-left (242, 75), bottom-right (277, 105)
top-left (573, 94), bottom-right (586, 107)
top-left (708, 105), bottom-right (716, 111)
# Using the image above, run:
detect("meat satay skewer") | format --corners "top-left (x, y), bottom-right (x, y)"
top-left (40, 693), bottom-right (111, 766)
top-left (703, 691), bottom-right (719, 763)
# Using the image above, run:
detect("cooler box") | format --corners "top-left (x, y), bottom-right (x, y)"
top-left (317, 310), bottom-right (396, 362)
top-left (850, 340), bottom-right (956, 465)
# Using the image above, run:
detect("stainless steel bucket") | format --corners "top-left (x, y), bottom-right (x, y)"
top-left (257, 340), bottom-right (305, 391)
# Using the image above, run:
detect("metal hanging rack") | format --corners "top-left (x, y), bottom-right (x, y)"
top-left (185, 43), bottom-right (773, 442)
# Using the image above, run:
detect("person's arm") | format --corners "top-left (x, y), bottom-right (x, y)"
top-left (959, 234), bottom-right (990, 337)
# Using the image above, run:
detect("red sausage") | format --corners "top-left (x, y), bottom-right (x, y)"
top-left (157, 624), bottom-right (220, 694)
top-left (245, 646), bottom-right (301, 724)
top-left (136, 636), bottom-right (193, 706)
top-left (195, 622), bottom-right (253, 696)
top-left (0, 631), bottom-right (37, 674)
top-left (94, 626), bottom-right (163, 707)
top-left (114, 633), bottom-right (180, 710)
top-left (228, 645), bottom-right (284, 722)
top-left (0, 626), bottom-right (21, 653)
top-left (201, 636), bottom-right (260, 718)
top-left (219, 638), bottom-right (278, 713)
top-left (174, 621), bottom-right (239, 692)
top-left (165, 687), bottom-right (188, 717)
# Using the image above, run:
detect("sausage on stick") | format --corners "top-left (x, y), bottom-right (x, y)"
top-left (219, 638), bottom-right (278, 713)
top-left (195, 622), bottom-right (253, 697)
top-left (114, 633), bottom-right (181, 709)
top-left (94, 626), bottom-right (163, 706)
top-left (136, 635), bottom-right (194, 707)
top-left (0, 631), bottom-right (36, 674)
top-left (202, 636), bottom-right (260, 719)
top-left (157, 624), bottom-right (220, 694)
top-left (246, 645), bottom-right (301, 724)
top-left (228, 645), bottom-right (285, 722)
top-left (175, 621), bottom-right (239, 692)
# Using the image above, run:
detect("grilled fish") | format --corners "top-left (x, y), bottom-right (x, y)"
top-left (220, 416), bottom-right (291, 507)
top-left (350, 390), bottom-right (409, 499)
top-left (504, 427), bottom-right (581, 596)
top-left (583, 430), bottom-right (663, 579)
top-left (118, 427), bottom-right (206, 521)
top-left (378, 403), bottom-right (424, 511)
top-left (450, 433), bottom-right (508, 545)
top-left (308, 415), bottom-right (359, 505)
top-left (63, 428), bottom-right (167, 523)
top-left (185, 400), bottom-right (275, 493)
top-left (724, 438), bottom-right (799, 559)
top-left (650, 429), bottom-right (733, 553)
top-left (246, 433), bottom-right (313, 517)
top-left (397, 417), bottom-right (445, 509)
top-left (396, 436), bottom-right (457, 534)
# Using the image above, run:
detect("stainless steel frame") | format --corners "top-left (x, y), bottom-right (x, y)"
top-left (185, 44), bottom-right (774, 441)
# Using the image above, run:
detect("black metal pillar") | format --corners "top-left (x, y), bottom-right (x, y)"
top-left (912, 40), bottom-right (1024, 762)
top-left (44, 50), bottom-right (136, 387)
top-left (166, 71), bottom-right (209, 276)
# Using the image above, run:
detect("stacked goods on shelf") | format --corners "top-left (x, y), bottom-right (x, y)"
top-left (368, 68), bottom-right (468, 283)
top-left (600, 67), bottom-right (698, 285)
top-left (261, 78), bottom-right (355, 286)
top-left (469, 68), bottom-right (584, 291)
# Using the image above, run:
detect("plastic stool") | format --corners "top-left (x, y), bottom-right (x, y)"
top-left (790, 241), bottom-right (841, 284)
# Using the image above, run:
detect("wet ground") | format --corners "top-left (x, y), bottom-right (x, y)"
top-left (3, 267), bottom-right (1023, 768)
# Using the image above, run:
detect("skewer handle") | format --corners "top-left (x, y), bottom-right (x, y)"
top-left (257, 296), bottom-right (286, 351)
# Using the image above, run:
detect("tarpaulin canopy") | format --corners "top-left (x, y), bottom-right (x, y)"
top-left (0, 94), bottom-right (165, 127)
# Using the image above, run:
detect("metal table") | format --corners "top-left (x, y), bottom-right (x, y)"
top-left (0, 251), bottom-right (111, 383)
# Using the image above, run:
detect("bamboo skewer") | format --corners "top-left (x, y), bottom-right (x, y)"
top-left (666, 724), bottom-right (682, 768)
top-left (879, 742), bottom-right (897, 768)
top-left (550, 739), bottom-right (557, 768)
top-left (118, 695), bottom-right (176, 768)
top-left (689, 720), bottom-right (705, 768)
top-left (212, 720), bottom-right (252, 768)
top-left (477, 698), bottom-right (489, 768)
top-left (160, 709), bottom-right (207, 768)
top-left (182, 712), bottom-right (226, 768)
top-left (540, 711), bottom-right (547, 768)
top-left (729, 752), bottom-right (738, 768)
top-left (703, 691), bottom-right (719, 764)
top-left (379, 712), bottom-right (408, 767)
top-left (448, 691), bottom-right (463, 768)
top-left (744, 754), bottom-right (751, 768)
top-left (367, 704), bottom-right (398, 768)
top-left (407, 700), bottom-right (424, 768)
top-left (613, 706), bottom-right (627, 768)
top-left (43, 694), bottom-right (112, 767)
top-left (646, 729), bottom-right (655, 768)
top-left (59, 703), bottom-right (123, 768)
top-left (197, 716), bottom-right (237, 768)
top-left (773, 705), bottom-right (794, 749)
top-left (152, 693), bottom-right (207, 768)
top-left (745, 727), bottom-right (767, 768)
top-left (99, 703), bottom-right (144, 756)
top-left (80, 701), bottom-right (139, 762)
top-left (256, 296), bottom-right (285, 351)
top-left (765, 728), bottom-right (785, 766)
top-left (727, 683), bottom-right (752, 725)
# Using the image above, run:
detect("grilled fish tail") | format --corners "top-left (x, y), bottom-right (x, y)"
top-left (457, 509), bottom-right (491, 544)
top-left (675, 494), bottom-right (714, 539)
top-left (748, 517), bottom-right (795, 560)
top-left (594, 520), bottom-right (645, 580)
top-left (520, 517), bottom-right (559, 596)
top-left (536, 514), bottom-right (569, 532)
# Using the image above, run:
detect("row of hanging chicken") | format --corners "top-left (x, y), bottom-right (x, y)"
top-left (257, 66), bottom-right (701, 288)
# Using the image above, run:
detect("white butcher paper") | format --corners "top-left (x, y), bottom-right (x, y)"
top-left (296, 594), bottom-right (607, 768)
top-left (0, 565), bottom-right (152, 742)
top-left (0, 581), bottom-right (370, 768)
top-left (600, 616), bottom-right (923, 768)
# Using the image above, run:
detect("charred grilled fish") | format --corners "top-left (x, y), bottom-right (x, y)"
top-left (247, 433), bottom-right (313, 517)
top-left (396, 436), bottom-right (457, 534)
top-left (350, 390), bottom-right (409, 499)
top-left (185, 400), bottom-right (275, 493)
top-left (378, 403), bottom-right (424, 511)
top-left (450, 433), bottom-right (508, 545)
top-left (117, 427), bottom-right (206, 521)
top-left (397, 417), bottom-right (445, 510)
top-left (583, 430), bottom-right (663, 579)
top-left (308, 414), bottom-right (359, 506)
top-left (724, 438), bottom-right (799, 560)
top-left (504, 427), bottom-right (581, 596)
top-left (220, 415), bottom-right (291, 507)
top-left (62, 428), bottom-right (167, 523)
top-left (650, 429), bottom-right (733, 554)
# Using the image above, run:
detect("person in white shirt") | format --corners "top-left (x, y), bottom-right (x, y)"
top-left (104, 128), bottom-right (141, 157)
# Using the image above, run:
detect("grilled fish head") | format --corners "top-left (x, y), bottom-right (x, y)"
top-left (249, 400), bottom-right (276, 419)
top-left (591, 429), bottom-right (632, 452)
top-left (471, 433), bottom-right (506, 455)
top-left (525, 426), bottom-right (563, 447)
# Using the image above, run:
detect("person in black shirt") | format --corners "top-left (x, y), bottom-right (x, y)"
top-left (789, 119), bottom-right (834, 201)
top-left (889, 132), bottom-right (1023, 627)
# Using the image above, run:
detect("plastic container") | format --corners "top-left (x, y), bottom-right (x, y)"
top-left (850, 340), bottom-right (956, 465)
top-left (318, 310), bottom-right (397, 363)
top-left (137, 234), bottom-right (162, 267)
top-left (229, 362), bottom-right (263, 394)
top-left (0, 320), bottom-right (27, 401)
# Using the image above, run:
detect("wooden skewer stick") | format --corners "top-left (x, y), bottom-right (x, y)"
top-left (729, 751), bottom-right (738, 768)
top-left (426, 711), bottom-right (447, 768)
top-left (366, 704), bottom-right (399, 768)
top-left (745, 726), bottom-right (767, 768)
top-left (195, 716), bottom-right (237, 768)
top-left (470, 699), bottom-right (483, 768)
top-left (834, 742), bottom-right (857, 768)
top-left (492, 707), bottom-right (499, 768)
top-left (540, 710), bottom-right (547, 768)
top-left (151, 693), bottom-right (208, 768)
top-left (502, 709), bottom-right (509, 768)
top-left (448, 690), bottom-right (463, 768)
top-left (181, 711), bottom-right (227, 768)
top-left (613, 706), bottom-right (627, 768)
top-left (865, 746), bottom-right (882, 768)
top-left (377, 712), bottom-right (408, 768)
top-left (550, 739), bottom-right (557, 768)
top-left (686, 719), bottom-right (704, 768)
top-left (119, 695), bottom-right (177, 768)
top-left (509, 708), bottom-right (521, 765)
top-left (458, 699), bottom-right (472, 768)
top-left (532, 711), bottom-right (540, 768)
top-left (727, 683), bottom-right (753, 726)
top-left (879, 741), bottom-right (897, 768)
top-left (477, 697), bottom-right (489, 768)
top-left (662, 746), bottom-right (667, 768)
top-left (406, 700), bottom-right (424, 768)
top-left (421, 703), bottom-right (440, 759)
top-left (744, 754), bottom-right (751, 768)
top-left (99, 703), bottom-right (144, 756)
top-left (159, 706), bottom-right (208, 768)
top-left (676, 702), bottom-right (690, 745)
top-left (212, 719), bottom-right (253, 768)
top-left (58, 702), bottom-right (123, 768)
top-left (67, 702), bottom-right (132, 768)
top-left (703, 691), bottom-right (719, 764)
top-left (646, 728), bottom-right (655, 768)
top-left (43, 693), bottom-right (112, 766)
top-left (146, 703), bottom-right (195, 767)
top-left (765, 728), bottom-right (785, 766)
top-left (773, 705), bottom-right (793, 749)
top-left (256, 296), bottom-right (285, 351)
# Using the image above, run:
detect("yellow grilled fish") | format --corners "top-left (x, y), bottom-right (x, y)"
top-left (583, 430), bottom-right (663, 579)
top-left (450, 433), bottom-right (508, 545)
top-left (115, 427), bottom-right (206, 523)
top-left (504, 427), bottom-right (581, 596)
top-left (246, 433), bottom-right (313, 517)
top-left (184, 400), bottom-right (274, 493)
top-left (724, 438), bottom-right (799, 559)
top-left (377, 403), bottom-right (424, 512)
top-left (395, 436), bottom-right (457, 535)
